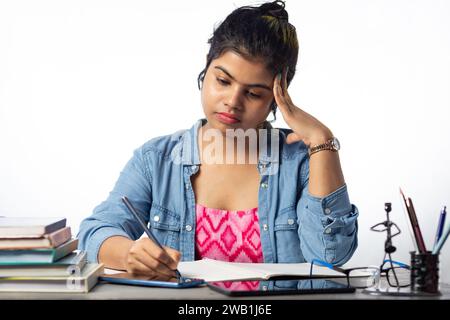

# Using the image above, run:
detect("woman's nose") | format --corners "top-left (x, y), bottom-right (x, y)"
top-left (225, 87), bottom-right (243, 110)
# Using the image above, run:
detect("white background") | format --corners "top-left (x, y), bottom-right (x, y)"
top-left (1, 0), bottom-right (449, 283)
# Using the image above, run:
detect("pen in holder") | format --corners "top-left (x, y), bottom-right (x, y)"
top-left (410, 251), bottom-right (440, 295)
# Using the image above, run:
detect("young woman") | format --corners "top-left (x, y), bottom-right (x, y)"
top-left (78, 1), bottom-right (359, 281)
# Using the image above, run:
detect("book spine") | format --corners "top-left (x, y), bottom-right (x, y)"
top-left (52, 239), bottom-right (79, 262)
top-left (45, 227), bottom-right (72, 247)
top-left (45, 218), bottom-right (67, 235)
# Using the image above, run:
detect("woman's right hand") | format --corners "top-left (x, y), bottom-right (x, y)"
top-left (124, 237), bottom-right (181, 281)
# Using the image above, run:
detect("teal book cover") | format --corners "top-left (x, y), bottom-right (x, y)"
top-left (0, 238), bottom-right (78, 264)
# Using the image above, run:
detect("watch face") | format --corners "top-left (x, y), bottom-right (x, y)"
top-left (331, 137), bottom-right (340, 151)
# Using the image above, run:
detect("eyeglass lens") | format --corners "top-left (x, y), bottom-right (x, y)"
top-left (386, 267), bottom-right (410, 287)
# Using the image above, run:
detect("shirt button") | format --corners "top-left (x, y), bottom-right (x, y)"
top-left (185, 184), bottom-right (190, 190)
top-left (324, 208), bottom-right (331, 215)
top-left (263, 224), bottom-right (268, 231)
top-left (325, 228), bottom-right (332, 234)
top-left (185, 225), bottom-right (192, 232)
top-left (192, 165), bottom-right (198, 171)
top-left (261, 183), bottom-right (268, 189)
top-left (287, 218), bottom-right (294, 225)
top-left (153, 215), bottom-right (160, 222)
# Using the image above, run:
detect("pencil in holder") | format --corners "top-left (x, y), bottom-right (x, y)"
top-left (410, 251), bottom-right (440, 295)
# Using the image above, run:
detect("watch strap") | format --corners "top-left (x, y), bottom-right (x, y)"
top-left (309, 138), bottom-right (337, 156)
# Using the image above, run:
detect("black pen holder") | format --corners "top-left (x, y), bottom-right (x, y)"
top-left (410, 251), bottom-right (440, 295)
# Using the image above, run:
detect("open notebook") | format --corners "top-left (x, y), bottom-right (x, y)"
top-left (177, 259), bottom-right (372, 282)
top-left (103, 259), bottom-right (372, 282)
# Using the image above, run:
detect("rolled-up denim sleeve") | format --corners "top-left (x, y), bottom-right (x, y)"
top-left (298, 183), bottom-right (359, 266)
top-left (77, 146), bottom-right (152, 263)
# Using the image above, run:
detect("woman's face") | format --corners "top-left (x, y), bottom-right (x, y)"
top-left (201, 50), bottom-right (275, 133)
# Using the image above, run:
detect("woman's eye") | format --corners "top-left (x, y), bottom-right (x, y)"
top-left (216, 77), bottom-right (260, 99)
top-left (247, 92), bottom-right (261, 99)
top-left (216, 78), bottom-right (229, 85)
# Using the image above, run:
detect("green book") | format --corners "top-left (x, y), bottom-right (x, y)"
top-left (0, 238), bottom-right (78, 264)
top-left (0, 251), bottom-right (87, 277)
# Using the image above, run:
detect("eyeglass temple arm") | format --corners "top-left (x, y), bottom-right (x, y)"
top-left (311, 259), bottom-right (346, 274)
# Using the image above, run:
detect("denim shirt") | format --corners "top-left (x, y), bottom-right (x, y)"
top-left (78, 118), bottom-right (359, 265)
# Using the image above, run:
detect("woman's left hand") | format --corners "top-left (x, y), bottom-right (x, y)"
top-left (273, 67), bottom-right (333, 147)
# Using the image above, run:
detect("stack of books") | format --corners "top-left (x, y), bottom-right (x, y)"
top-left (0, 217), bottom-right (103, 293)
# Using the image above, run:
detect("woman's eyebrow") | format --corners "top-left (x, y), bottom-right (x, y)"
top-left (214, 66), bottom-right (272, 91)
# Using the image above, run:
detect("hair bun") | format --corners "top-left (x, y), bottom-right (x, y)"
top-left (259, 0), bottom-right (288, 21)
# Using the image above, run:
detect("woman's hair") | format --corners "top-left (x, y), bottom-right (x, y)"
top-left (197, 0), bottom-right (299, 113)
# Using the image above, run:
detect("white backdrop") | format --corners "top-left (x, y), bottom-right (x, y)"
top-left (1, 0), bottom-right (449, 283)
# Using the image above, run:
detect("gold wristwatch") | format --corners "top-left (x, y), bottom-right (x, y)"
top-left (309, 137), bottom-right (340, 156)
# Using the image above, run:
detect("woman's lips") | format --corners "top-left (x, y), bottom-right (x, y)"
top-left (216, 112), bottom-right (240, 124)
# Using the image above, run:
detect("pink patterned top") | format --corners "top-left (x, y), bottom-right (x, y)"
top-left (195, 203), bottom-right (263, 291)
top-left (195, 203), bottom-right (263, 263)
